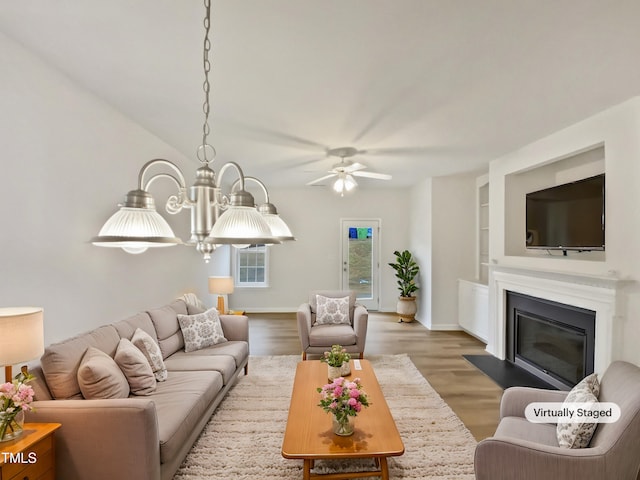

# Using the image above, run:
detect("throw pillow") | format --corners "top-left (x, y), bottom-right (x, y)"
top-left (315, 295), bottom-right (350, 325)
top-left (77, 347), bottom-right (130, 399)
top-left (177, 308), bottom-right (227, 353)
top-left (114, 338), bottom-right (156, 395)
top-left (131, 328), bottom-right (168, 382)
top-left (557, 373), bottom-right (600, 448)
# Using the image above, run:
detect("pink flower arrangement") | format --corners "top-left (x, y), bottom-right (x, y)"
top-left (0, 371), bottom-right (36, 440)
top-left (317, 376), bottom-right (370, 424)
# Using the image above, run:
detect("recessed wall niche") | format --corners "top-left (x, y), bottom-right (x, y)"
top-left (504, 145), bottom-right (605, 261)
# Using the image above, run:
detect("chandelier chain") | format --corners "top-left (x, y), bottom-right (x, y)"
top-left (199, 0), bottom-right (215, 164)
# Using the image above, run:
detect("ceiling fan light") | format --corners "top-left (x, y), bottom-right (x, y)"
top-left (344, 174), bottom-right (357, 191)
top-left (333, 177), bottom-right (346, 193)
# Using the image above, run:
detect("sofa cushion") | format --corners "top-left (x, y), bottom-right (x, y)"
top-left (77, 347), bottom-right (130, 399)
top-left (114, 338), bottom-right (156, 395)
top-left (164, 353), bottom-right (237, 385)
top-left (151, 370), bottom-right (224, 465)
top-left (148, 301), bottom-right (188, 359)
top-left (557, 373), bottom-right (600, 448)
top-left (177, 308), bottom-right (227, 352)
top-left (169, 341), bottom-right (249, 369)
top-left (315, 295), bottom-right (350, 325)
top-left (112, 311), bottom-right (158, 344)
top-left (132, 328), bottom-right (168, 382)
top-left (41, 325), bottom-right (121, 399)
top-left (309, 324), bottom-right (357, 347)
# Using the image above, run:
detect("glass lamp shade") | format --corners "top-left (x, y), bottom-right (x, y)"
top-left (0, 307), bottom-right (44, 367)
top-left (333, 174), bottom-right (357, 194)
top-left (262, 213), bottom-right (295, 241)
top-left (206, 206), bottom-right (281, 245)
top-left (92, 207), bottom-right (181, 253)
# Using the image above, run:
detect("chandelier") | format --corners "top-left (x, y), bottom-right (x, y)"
top-left (92, 0), bottom-right (294, 262)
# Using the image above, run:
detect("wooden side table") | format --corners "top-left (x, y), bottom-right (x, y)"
top-left (0, 423), bottom-right (61, 480)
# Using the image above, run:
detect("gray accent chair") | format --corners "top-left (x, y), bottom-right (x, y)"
top-left (475, 361), bottom-right (640, 480)
top-left (297, 290), bottom-right (368, 360)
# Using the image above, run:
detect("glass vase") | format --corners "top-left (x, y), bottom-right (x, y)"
top-left (332, 414), bottom-right (355, 436)
top-left (0, 410), bottom-right (25, 442)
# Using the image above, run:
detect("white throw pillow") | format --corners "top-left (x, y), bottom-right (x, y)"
top-left (315, 295), bottom-right (350, 325)
top-left (131, 328), bottom-right (168, 382)
top-left (556, 373), bottom-right (600, 448)
top-left (114, 338), bottom-right (156, 395)
top-left (177, 308), bottom-right (227, 353)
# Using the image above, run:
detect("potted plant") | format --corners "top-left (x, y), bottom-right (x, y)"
top-left (388, 249), bottom-right (420, 322)
top-left (321, 344), bottom-right (352, 380)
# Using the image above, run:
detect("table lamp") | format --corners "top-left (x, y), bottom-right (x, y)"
top-left (208, 277), bottom-right (234, 314)
top-left (0, 307), bottom-right (44, 382)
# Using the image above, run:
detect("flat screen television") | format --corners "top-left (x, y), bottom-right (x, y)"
top-left (525, 174), bottom-right (605, 251)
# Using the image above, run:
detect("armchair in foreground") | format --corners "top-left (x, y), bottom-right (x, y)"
top-left (474, 361), bottom-right (640, 480)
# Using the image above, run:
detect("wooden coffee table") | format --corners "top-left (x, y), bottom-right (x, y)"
top-left (282, 359), bottom-right (404, 480)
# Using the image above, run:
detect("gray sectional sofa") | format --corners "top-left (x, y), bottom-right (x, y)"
top-left (25, 298), bottom-right (249, 480)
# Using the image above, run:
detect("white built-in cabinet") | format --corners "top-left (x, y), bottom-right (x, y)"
top-left (458, 279), bottom-right (488, 342)
top-left (457, 173), bottom-right (490, 343)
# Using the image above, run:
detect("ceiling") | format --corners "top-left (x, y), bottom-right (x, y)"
top-left (2, 1), bottom-right (640, 189)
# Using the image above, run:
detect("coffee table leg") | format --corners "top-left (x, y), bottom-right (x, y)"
top-left (303, 459), bottom-right (311, 480)
top-left (380, 457), bottom-right (389, 480)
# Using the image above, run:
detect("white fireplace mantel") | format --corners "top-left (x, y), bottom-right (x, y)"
top-left (487, 265), bottom-right (632, 376)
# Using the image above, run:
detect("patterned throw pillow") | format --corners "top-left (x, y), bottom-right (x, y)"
top-left (315, 295), bottom-right (350, 325)
top-left (131, 328), bottom-right (168, 382)
top-left (557, 373), bottom-right (600, 448)
top-left (177, 308), bottom-right (228, 353)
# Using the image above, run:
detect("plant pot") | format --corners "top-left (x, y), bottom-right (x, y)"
top-left (396, 296), bottom-right (417, 323)
top-left (328, 362), bottom-right (351, 381)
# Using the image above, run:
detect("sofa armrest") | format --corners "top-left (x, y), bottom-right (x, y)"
top-left (475, 436), bottom-right (605, 480)
top-left (297, 303), bottom-right (312, 351)
top-left (26, 398), bottom-right (160, 480)
top-left (353, 305), bottom-right (368, 350)
top-left (219, 314), bottom-right (249, 342)
top-left (500, 386), bottom-right (570, 419)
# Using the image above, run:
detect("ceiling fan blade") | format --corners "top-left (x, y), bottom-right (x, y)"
top-left (306, 173), bottom-right (337, 186)
top-left (352, 171), bottom-right (393, 181)
top-left (343, 162), bottom-right (367, 173)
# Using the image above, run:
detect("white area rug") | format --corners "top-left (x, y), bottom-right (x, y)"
top-left (174, 354), bottom-right (477, 479)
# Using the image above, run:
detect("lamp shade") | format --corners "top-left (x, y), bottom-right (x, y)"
top-left (0, 307), bottom-right (44, 366)
top-left (92, 206), bottom-right (181, 253)
top-left (208, 276), bottom-right (234, 295)
top-left (207, 206), bottom-right (281, 245)
top-left (262, 213), bottom-right (295, 241)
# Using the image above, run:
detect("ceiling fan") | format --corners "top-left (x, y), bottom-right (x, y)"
top-left (305, 146), bottom-right (392, 195)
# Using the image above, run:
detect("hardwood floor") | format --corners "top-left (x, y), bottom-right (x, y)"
top-left (248, 311), bottom-right (503, 441)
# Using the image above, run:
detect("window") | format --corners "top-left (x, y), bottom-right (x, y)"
top-left (234, 244), bottom-right (269, 287)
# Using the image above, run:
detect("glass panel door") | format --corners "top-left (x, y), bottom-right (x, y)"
top-left (341, 219), bottom-right (379, 310)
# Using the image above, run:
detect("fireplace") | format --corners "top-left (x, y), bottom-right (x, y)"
top-left (506, 291), bottom-right (595, 389)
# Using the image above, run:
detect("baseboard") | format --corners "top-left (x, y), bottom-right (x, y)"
top-left (427, 323), bottom-right (463, 331)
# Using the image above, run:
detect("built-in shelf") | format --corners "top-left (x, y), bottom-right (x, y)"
top-left (477, 176), bottom-right (489, 284)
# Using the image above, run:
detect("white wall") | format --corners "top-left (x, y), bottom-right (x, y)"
top-left (410, 175), bottom-right (476, 329)
top-left (0, 33), bottom-right (214, 347)
top-left (488, 96), bottom-right (640, 366)
top-left (229, 187), bottom-right (411, 312)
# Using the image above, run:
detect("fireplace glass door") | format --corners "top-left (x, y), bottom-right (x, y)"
top-left (516, 313), bottom-right (586, 387)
